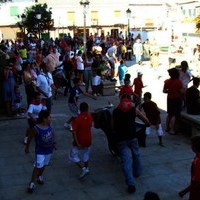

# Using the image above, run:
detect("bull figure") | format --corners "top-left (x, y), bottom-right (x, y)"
top-left (92, 107), bottom-right (147, 156)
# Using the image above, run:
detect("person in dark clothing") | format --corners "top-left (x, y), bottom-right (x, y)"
top-left (62, 53), bottom-right (74, 96)
top-left (140, 92), bottom-right (164, 146)
top-left (186, 77), bottom-right (200, 115)
top-left (112, 94), bottom-right (150, 194)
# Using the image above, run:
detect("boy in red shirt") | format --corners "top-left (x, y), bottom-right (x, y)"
top-left (132, 71), bottom-right (146, 107)
top-left (69, 102), bottom-right (93, 179)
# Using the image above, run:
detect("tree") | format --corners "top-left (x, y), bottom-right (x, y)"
top-left (17, 3), bottom-right (54, 39)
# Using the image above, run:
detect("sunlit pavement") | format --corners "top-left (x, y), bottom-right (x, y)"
top-left (0, 53), bottom-right (194, 200)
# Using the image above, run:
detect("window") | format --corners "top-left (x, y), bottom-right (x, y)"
top-left (67, 12), bottom-right (75, 25)
top-left (91, 11), bottom-right (98, 20)
top-left (114, 10), bottom-right (121, 18)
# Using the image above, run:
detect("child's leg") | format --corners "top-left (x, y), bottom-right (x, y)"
top-left (157, 124), bottom-right (164, 145)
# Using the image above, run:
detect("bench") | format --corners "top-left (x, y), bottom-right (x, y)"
top-left (179, 111), bottom-right (200, 137)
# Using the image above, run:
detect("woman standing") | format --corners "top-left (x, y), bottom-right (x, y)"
top-left (84, 52), bottom-right (93, 93)
top-left (23, 61), bottom-right (36, 106)
top-left (163, 67), bottom-right (184, 135)
top-left (2, 62), bottom-right (15, 116)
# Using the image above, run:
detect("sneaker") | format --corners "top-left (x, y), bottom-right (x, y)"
top-left (85, 167), bottom-right (90, 174)
top-left (159, 142), bottom-right (165, 147)
top-left (37, 176), bottom-right (44, 185)
top-left (127, 185), bottom-right (136, 193)
top-left (79, 168), bottom-right (89, 180)
top-left (27, 182), bottom-right (35, 194)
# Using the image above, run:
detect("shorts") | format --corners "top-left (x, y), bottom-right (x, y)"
top-left (69, 146), bottom-right (90, 163)
top-left (167, 97), bottom-right (182, 116)
top-left (42, 97), bottom-right (52, 111)
top-left (77, 70), bottom-right (84, 74)
top-left (68, 103), bottom-right (79, 117)
top-left (34, 154), bottom-right (52, 168)
top-left (145, 124), bottom-right (164, 136)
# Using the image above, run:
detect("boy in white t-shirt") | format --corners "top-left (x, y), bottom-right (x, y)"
top-left (24, 92), bottom-right (47, 144)
top-left (92, 71), bottom-right (102, 96)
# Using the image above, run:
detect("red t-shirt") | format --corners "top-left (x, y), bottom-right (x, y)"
top-left (191, 156), bottom-right (200, 182)
top-left (163, 78), bottom-right (183, 99)
top-left (133, 77), bottom-right (144, 95)
top-left (119, 85), bottom-right (134, 97)
top-left (72, 112), bottom-right (93, 147)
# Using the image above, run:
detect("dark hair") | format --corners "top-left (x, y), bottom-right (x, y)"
top-left (144, 191), bottom-right (160, 200)
top-left (125, 73), bottom-right (131, 80)
top-left (124, 78), bottom-right (130, 85)
top-left (78, 50), bottom-right (82, 55)
top-left (80, 102), bottom-right (89, 112)
top-left (120, 59), bottom-right (124, 65)
top-left (180, 60), bottom-right (188, 72)
top-left (193, 77), bottom-right (200, 86)
top-left (191, 136), bottom-right (200, 153)
top-left (144, 92), bottom-right (152, 99)
top-left (167, 67), bottom-right (179, 79)
top-left (38, 110), bottom-right (50, 123)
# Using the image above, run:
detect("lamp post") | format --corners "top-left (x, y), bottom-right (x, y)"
top-left (21, 14), bottom-right (26, 41)
top-left (36, 13), bottom-right (42, 39)
top-left (126, 8), bottom-right (131, 40)
top-left (80, 0), bottom-right (90, 54)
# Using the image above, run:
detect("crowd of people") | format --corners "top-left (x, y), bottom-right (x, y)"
top-left (0, 31), bottom-right (200, 199)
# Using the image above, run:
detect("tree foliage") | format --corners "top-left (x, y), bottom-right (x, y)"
top-left (17, 3), bottom-right (54, 38)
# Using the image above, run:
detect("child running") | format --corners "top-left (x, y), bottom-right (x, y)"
top-left (140, 92), bottom-right (164, 146)
top-left (64, 77), bottom-right (96, 130)
top-left (25, 110), bottom-right (56, 193)
top-left (69, 102), bottom-right (93, 179)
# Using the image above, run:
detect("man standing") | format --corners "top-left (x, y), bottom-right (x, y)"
top-left (106, 42), bottom-right (118, 81)
top-left (36, 62), bottom-right (56, 112)
top-left (186, 77), bottom-right (200, 115)
top-left (133, 38), bottom-right (143, 65)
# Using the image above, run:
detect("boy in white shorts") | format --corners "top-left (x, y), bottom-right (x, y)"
top-left (140, 92), bottom-right (164, 146)
top-left (69, 102), bottom-right (93, 179)
top-left (25, 110), bottom-right (56, 193)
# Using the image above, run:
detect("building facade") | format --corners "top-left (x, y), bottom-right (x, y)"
top-left (0, 0), bottom-right (199, 42)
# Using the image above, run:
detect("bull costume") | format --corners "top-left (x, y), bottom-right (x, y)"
top-left (112, 95), bottom-right (150, 193)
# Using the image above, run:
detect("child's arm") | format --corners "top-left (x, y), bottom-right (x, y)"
top-left (136, 108), bottom-right (151, 126)
top-left (83, 92), bottom-right (97, 100)
top-left (72, 131), bottom-right (82, 147)
top-left (25, 128), bottom-right (36, 154)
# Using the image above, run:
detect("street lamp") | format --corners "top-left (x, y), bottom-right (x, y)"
top-left (126, 8), bottom-right (131, 40)
top-left (21, 14), bottom-right (26, 42)
top-left (36, 13), bottom-right (42, 39)
top-left (80, 0), bottom-right (90, 54)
